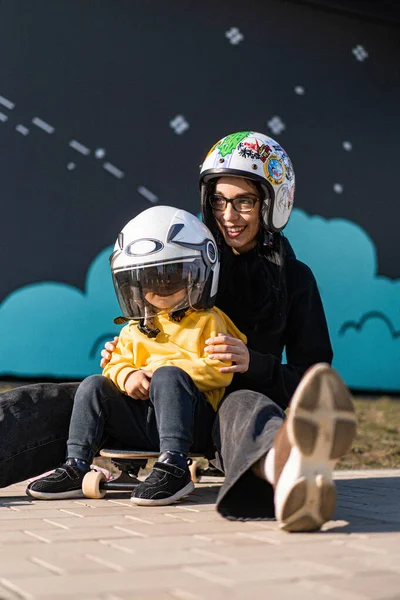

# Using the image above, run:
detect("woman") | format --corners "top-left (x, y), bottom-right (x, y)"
top-left (0, 131), bottom-right (356, 531)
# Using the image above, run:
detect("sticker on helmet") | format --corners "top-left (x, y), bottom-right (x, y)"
top-left (237, 137), bottom-right (272, 163)
top-left (264, 154), bottom-right (285, 185)
top-left (273, 143), bottom-right (284, 154)
top-left (217, 131), bottom-right (252, 157)
top-left (281, 153), bottom-right (294, 181)
top-left (289, 185), bottom-right (295, 208)
top-left (276, 184), bottom-right (291, 214)
top-left (206, 139), bottom-right (223, 159)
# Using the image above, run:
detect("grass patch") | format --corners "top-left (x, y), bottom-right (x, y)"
top-left (337, 397), bottom-right (400, 470)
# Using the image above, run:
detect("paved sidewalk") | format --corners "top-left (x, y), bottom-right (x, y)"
top-left (1, 470), bottom-right (400, 600)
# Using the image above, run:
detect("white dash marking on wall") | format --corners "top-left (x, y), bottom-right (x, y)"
top-left (32, 117), bottom-right (55, 133)
top-left (0, 95), bottom-right (15, 109)
top-left (103, 162), bottom-right (124, 179)
top-left (69, 139), bottom-right (90, 156)
top-left (0, 112), bottom-right (8, 122)
top-left (137, 186), bottom-right (158, 203)
top-left (16, 124), bottom-right (29, 135)
top-left (67, 162), bottom-right (76, 170)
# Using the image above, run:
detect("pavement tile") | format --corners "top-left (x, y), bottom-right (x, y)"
top-left (12, 527), bottom-right (147, 543)
top-left (305, 571), bottom-right (400, 598)
top-left (0, 519), bottom-right (73, 531)
top-left (24, 546), bottom-right (228, 574)
top-left (0, 559), bottom-right (56, 577)
top-left (0, 584), bottom-right (24, 600)
top-left (0, 569), bottom-right (228, 597)
top-left (105, 535), bottom-right (216, 552)
top-left (187, 539), bottom-right (383, 563)
top-left (182, 558), bottom-right (347, 585)
top-left (36, 515), bottom-right (144, 529)
top-left (0, 509), bottom-right (85, 521)
top-left (109, 594), bottom-right (176, 600)
top-left (77, 520), bottom-right (263, 540)
top-left (0, 531), bottom-right (51, 545)
top-left (0, 540), bottom-right (121, 561)
top-left (185, 580), bottom-right (365, 600)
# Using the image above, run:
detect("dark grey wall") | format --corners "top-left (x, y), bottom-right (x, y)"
top-left (0, 0), bottom-right (399, 302)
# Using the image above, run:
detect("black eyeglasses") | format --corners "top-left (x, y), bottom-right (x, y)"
top-left (209, 194), bottom-right (259, 213)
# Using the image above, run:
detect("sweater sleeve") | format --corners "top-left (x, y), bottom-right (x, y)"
top-left (240, 260), bottom-right (333, 410)
top-left (102, 325), bottom-right (138, 393)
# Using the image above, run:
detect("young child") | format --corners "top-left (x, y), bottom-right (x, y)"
top-left (26, 206), bottom-right (246, 505)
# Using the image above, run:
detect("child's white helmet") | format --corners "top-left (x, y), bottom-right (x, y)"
top-left (200, 131), bottom-right (295, 233)
top-left (110, 206), bottom-right (219, 323)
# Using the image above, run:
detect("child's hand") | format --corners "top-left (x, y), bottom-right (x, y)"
top-left (125, 370), bottom-right (152, 400)
top-left (100, 337), bottom-right (119, 368)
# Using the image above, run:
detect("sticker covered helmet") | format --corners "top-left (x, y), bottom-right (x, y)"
top-left (200, 131), bottom-right (295, 233)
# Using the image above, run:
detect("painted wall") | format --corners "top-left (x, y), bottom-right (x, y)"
top-left (0, 1), bottom-right (399, 389)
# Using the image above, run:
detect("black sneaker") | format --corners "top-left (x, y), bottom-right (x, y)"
top-left (26, 461), bottom-right (88, 500)
top-left (131, 458), bottom-right (194, 506)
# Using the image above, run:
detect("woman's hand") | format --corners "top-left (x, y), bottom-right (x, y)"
top-left (125, 370), bottom-right (153, 400)
top-left (100, 337), bottom-right (119, 368)
top-left (204, 334), bottom-right (250, 374)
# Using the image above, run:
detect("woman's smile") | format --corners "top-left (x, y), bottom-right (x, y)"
top-left (223, 225), bottom-right (247, 238)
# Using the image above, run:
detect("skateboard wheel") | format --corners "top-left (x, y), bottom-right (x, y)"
top-left (82, 470), bottom-right (107, 499)
top-left (189, 460), bottom-right (199, 483)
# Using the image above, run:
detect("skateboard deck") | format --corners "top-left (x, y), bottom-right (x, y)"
top-left (100, 448), bottom-right (203, 459)
top-left (100, 448), bottom-right (160, 459)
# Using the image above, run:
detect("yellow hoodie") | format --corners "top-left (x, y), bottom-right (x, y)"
top-left (102, 307), bottom-right (247, 410)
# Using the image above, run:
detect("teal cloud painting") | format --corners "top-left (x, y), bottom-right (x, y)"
top-left (0, 210), bottom-right (398, 390)
top-left (0, 247), bottom-right (121, 379)
top-left (285, 210), bottom-right (400, 390)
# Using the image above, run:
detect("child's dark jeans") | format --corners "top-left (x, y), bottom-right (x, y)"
top-left (67, 366), bottom-right (216, 462)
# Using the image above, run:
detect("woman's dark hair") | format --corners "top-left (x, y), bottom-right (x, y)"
top-left (202, 179), bottom-right (288, 334)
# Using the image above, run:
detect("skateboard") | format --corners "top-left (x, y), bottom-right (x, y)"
top-left (82, 448), bottom-right (220, 499)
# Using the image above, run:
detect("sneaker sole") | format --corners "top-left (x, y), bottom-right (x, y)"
top-left (26, 488), bottom-right (85, 500)
top-left (275, 363), bottom-right (357, 532)
top-left (130, 481), bottom-right (195, 506)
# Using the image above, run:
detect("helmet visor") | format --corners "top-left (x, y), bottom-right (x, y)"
top-left (112, 259), bottom-right (206, 319)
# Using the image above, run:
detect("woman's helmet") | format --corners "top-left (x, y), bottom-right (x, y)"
top-left (110, 206), bottom-right (219, 325)
top-left (200, 131), bottom-right (295, 233)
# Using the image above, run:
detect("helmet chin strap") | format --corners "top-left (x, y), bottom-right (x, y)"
top-left (137, 319), bottom-right (160, 338)
top-left (263, 230), bottom-right (274, 248)
top-left (137, 304), bottom-right (161, 338)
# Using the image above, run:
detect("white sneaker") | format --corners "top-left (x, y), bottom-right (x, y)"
top-left (270, 363), bottom-right (357, 532)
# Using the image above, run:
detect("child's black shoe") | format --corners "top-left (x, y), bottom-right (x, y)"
top-left (26, 459), bottom-right (89, 500)
top-left (131, 452), bottom-right (194, 506)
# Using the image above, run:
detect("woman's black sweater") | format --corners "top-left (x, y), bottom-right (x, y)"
top-left (215, 244), bottom-right (333, 410)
